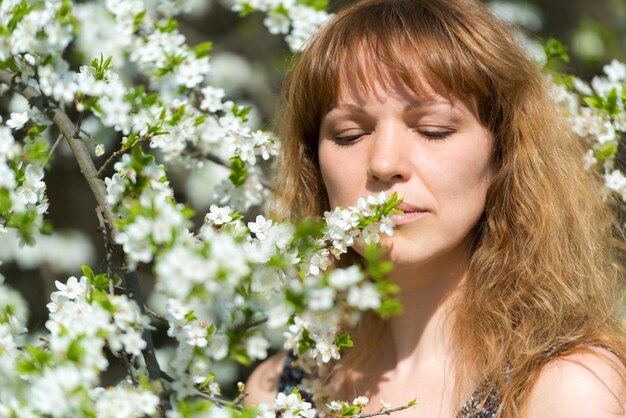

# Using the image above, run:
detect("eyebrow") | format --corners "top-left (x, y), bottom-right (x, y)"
top-left (329, 100), bottom-right (453, 114)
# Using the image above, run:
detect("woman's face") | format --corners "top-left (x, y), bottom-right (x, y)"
top-left (318, 75), bottom-right (493, 271)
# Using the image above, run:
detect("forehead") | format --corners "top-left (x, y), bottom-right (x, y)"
top-left (329, 58), bottom-right (477, 118)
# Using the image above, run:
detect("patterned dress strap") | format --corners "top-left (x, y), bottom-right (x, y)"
top-left (277, 352), bottom-right (306, 395)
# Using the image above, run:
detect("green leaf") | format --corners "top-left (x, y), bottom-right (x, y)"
top-left (229, 156), bottom-right (248, 187)
top-left (156, 18), bottom-right (178, 32)
top-left (594, 142), bottom-right (618, 161)
top-left (550, 72), bottom-right (575, 89)
top-left (341, 404), bottom-right (361, 416)
top-left (7, 211), bottom-right (38, 245)
top-left (298, 329), bottom-right (317, 354)
top-left (81, 265), bottom-right (95, 281)
top-left (231, 346), bottom-right (252, 366)
top-left (298, 0), bottom-right (329, 11)
top-left (184, 310), bottom-right (197, 322)
top-left (0, 189), bottom-right (13, 214)
top-left (192, 41), bottom-right (213, 58)
top-left (605, 88), bottom-right (619, 116)
top-left (407, 398), bottom-right (417, 407)
top-left (583, 95), bottom-right (604, 111)
top-left (16, 343), bottom-right (54, 373)
top-left (542, 38), bottom-right (569, 71)
top-left (67, 336), bottom-right (85, 362)
top-left (194, 115), bottom-right (208, 127)
top-left (237, 3), bottom-right (256, 17)
top-left (24, 136), bottom-right (49, 163)
top-left (335, 332), bottom-right (354, 351)
top-left (133, 10), bottom-right (146, 29)
top-left (231, 104), bottom-right (252, 122)
top-left (376, 298), bottom-right (404, 319)
top-left (168, 104), bottom-right (187, 126)
top-left (56, 0), bottom-right (73, 23)
top-left (8, 0), bottom-right (35, 32)
top-left (92, 273), bottom-right (110, 292)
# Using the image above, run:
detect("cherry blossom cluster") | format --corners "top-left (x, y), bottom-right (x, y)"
top-left (0, 111), bottom-right (48, 243)
top-left (0, 269), bottom-right (158, 418)
top-left (231, 0), bottom-right (332, 52)
top-left (549, 59), bottom-right (626, 201)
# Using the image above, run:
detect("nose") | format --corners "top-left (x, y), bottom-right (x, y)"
top-left (366, 127), bottom-right (411, 184)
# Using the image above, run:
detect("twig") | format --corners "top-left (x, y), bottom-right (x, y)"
top-left (96, 144), bottom-right (130, 179)
top-left (194, 390), bottom-right (244, 410)
top-left (95, 207), bottom-right (115, 295)
top-left (160, 371), bottom-right (243, 411)
top-left (43, 133), bottom-right (64, 166)
top-left (122, 351), bottom-right (138, 386)
top-left (187, 147), bottom-right (275, 190)
top-left (145, 306), bottom-right (167, 323)
top-left (354, 404), bottom-right (416, 418)
top-left (232, 391), bottom-right (248, 406)
top-left (126, 270), bottom-right (161, 381)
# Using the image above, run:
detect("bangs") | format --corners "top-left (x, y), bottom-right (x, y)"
top-left (308, 0), bottom-right (493, 116)
top-left (286, 0), bottom-right (522, 154)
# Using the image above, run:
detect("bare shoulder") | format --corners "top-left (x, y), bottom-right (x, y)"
top-left (526, 346), bottom-right (626, 417)
top-left (243, 350), bottom-right (288, 407)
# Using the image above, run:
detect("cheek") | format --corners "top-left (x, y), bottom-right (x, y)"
top-left (318, 145), bottom-right (365, 208)
top-left (426, 137), bottom-right (493, 210)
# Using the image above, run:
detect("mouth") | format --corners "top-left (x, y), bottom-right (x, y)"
top-left (391, 203), bottom-right (429, 226)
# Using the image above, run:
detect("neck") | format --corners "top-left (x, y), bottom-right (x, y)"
top-left (381, 243), bottom-right (471, 379)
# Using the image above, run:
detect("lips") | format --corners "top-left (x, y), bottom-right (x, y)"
top-left (391, 202), bottom-right (429, 225)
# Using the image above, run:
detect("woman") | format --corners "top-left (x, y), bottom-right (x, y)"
top-left (246, 0), bottom-right (626, 416)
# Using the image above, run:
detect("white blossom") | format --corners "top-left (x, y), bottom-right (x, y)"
top-left (5, 112), bottom-right (28, 130)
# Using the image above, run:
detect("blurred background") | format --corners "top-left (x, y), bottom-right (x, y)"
top-left (1, 0), bottom-right (625, 388)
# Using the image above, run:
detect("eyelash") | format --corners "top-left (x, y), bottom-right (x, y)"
top-left (420, 130), bottom-right (454, 141)
top-left (332, 130), bottom-right (454, 145)
top-left (333, 133), bottom-right (366, 145)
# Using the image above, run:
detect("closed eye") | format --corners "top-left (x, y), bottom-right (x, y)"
top-left (419, 129), bottom-right (455, 141)
top-left (333, 133), bottom-right (368, 145)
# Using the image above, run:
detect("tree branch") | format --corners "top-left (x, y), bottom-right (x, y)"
top-left (96, 144), bottom-right (130, 178)
top-left (0, 71), bottom-right (117, 226)
top-left (354, 404), bottom-right (416, 418)
top-left (0, 69), bottom-right (164, 384)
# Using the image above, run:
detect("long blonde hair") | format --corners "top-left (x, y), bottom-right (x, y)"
top-left (272, 0), bottom-right (626, 415)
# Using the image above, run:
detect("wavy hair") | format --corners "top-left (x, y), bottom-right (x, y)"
top-left (271, 0), bottom-right (626, 415)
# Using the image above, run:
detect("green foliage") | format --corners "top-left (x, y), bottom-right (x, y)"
top-left (543, 38), bottom-right (570, 71)
top-left (594, 142), bottom-right (619, 162)
top-left (376, 298), bottom-right (404, 319)
top-left (155, 18), bottom-right (179, 33)
top-left (23, 136), bottom-right (49, 164)
top-left (66, 336), bottom-right (85, 363)
top-left (339, 403), bottom-right (361, 416)
top-left (81, 265), bottom-right (114, 292)
top-left (230, 346), bottom-right (252, 366)
top-left (584, 88), bottom-right (622, 117)
top-left (334, 332), bottom-right (354, 352)
top-left (297, 0), bottom-right (328, 12)
top-left (229, 156), bottom-right (248, 187)
top-left (7, 211), bottom-right (39, 245)
top-left (154, 53), bottom-right (185, 77)
top-left (357, 192), bottom-right (402, 228)
top-left (297, 328), bottom-right (316, 355)
top-left (89, 53), bottom-right (114, 81)
top-left (56, 0), bottom-right (74, 25)
top-left (7, 0), bottom-right (36, 32)
top-left (192, 41), bottom-right (213, 58)
top-left (231, 104), bottom-right (252, 122)
top-left (237, 3), bottom-right (257, 17)
top-left (16, 343), bottom-right (54, 374)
